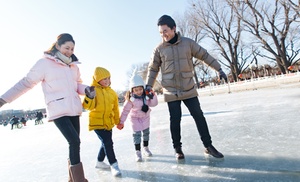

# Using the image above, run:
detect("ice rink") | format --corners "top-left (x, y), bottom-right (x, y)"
top-left (0, 82), bottom-right (300, 182)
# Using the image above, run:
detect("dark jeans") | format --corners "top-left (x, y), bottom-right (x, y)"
top-left (11, 122), bottom-right (18, 130)
top-left (94, 129), bottom-right (117, 165)
top-left (54, 116), bottom-right (81, 165)
top-left (167, 96), bottom-right (212, 148)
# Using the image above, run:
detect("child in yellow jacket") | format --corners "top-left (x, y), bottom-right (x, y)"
top-left (82, 67), bottom-right (121, 176)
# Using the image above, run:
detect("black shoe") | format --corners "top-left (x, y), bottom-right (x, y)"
top-left (204, 145), bottom-right (224, 158)
top-left (175, 147), bottom-right (185, 160)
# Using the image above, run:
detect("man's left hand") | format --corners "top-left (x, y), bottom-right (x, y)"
top-left (218, 68), bottom-right (227, 82)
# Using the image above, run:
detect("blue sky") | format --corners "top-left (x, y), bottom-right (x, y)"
top-left (0, 0), bottom-right (189, 110)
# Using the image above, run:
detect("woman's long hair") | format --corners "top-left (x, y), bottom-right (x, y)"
top-left (44, 33), bottom-right (78, 61)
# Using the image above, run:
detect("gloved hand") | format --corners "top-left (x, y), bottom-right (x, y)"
top-left (218, 68), bottom-right (228, 82)
top-left (193, 59), bottom-right (202, 67)
top-left (0, 98), bottom-right (7, 108)
top-left (145, 85), bottom-right (154, 100)
top-left (117, 123), bottom-right (124, 130)
top-left (85, 86), bottom-right (95, 99)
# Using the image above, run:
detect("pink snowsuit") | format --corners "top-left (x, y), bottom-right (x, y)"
top-left (120, 95), bottom-right (158, 132)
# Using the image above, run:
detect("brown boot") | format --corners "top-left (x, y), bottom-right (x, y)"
top-left (68, 159), bottom-right (72, 182)
top-left (70, 162), bottom-right (88, 182)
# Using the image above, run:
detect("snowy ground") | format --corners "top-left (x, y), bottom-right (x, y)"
top-left (0, 82), bottom-right (300, 182)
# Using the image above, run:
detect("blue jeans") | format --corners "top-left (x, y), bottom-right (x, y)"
top-left (94, 129), bottom-right (117, 165)
top-left (167, 97), bottom-right (212, 148)
top-left (54, 116), bottom-right (81, 165)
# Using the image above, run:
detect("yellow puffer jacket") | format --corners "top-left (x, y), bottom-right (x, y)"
top-left (82, 80), bottom-right (120, 131)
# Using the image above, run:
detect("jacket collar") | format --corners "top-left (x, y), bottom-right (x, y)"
top-left (162, 32), bottom-right (182, 46)
top-left (44, 53), bottom-right (81, 65)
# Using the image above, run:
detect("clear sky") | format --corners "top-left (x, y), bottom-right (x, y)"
top-left (0, 0), bottom-right (189, 110)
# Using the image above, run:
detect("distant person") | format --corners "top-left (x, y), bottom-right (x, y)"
top-left (20, 117), bottom-right (27, 126)
top-left (35, 111), bottom-right (44, 125)
top-left (0, 33), bottom-right (89, 181)
top-left (82, 67), bottom-right (122, 177)
top-left (3, 120), bottom-right (8, 127)
top-left (117, 71), bottom-right (158, 162)
top-left (145, 15), bottom-right (227, 160)
top-left (10, 115), bottom-right (20, 130)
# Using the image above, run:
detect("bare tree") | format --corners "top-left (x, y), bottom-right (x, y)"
top-left (288, 0), bottom-right (300, 18)
top-left (232, 0), bottom-right (300, 73)
top-left (174, 11), bottom-right (211, 87)
top-left (188, 0), bottom-right (250, 82)
top-left (174, 11), bottom-right (206, 44)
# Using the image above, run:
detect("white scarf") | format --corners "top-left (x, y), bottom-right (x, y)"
top-left (55, 51), bottom-right (72, 65)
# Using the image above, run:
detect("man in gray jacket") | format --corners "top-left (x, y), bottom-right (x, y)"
top-left (146, 15), bottom-right (227, 160)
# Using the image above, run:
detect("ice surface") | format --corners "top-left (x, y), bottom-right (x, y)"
top-left (1, 83), bottom-right (300, 182)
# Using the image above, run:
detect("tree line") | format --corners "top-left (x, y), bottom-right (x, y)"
top-left (174, 0), bottom-right (300, 82)
top-left (120, 0), bottom-right (299, 96)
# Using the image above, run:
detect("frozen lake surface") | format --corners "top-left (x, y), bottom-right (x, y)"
top-left (0, 83), bottom-right (300, 182)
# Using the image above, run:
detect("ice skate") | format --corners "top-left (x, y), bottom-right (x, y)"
top-left (175, 147), bottom-right (185, 160)
top-left (110, 162), bottom-right (121, 176)
top-left (204, 145), bottom-right (224, 160)
top-left (95, 161), bottom-right (110, 169)
top-left (143, 146), bottom-right (152, 157)
top-left (135, 150), bottom-right (142, 162)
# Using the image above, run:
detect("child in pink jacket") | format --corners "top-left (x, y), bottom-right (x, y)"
top-left (117, 71), bottom-right (158, 162)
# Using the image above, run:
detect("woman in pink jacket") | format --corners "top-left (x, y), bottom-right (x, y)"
top-left (0, 33), bottom-right (89, 182)
top-left (117, 71), bottom-right (158, 162)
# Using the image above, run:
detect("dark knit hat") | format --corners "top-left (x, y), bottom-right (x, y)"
top-left (157, 15), bottom-right (176, 28)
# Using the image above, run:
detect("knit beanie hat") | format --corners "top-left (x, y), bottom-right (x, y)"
top-left (129, 70), bottom-right (145, 90)
top-left (93, 67), bottom-right (110, 82)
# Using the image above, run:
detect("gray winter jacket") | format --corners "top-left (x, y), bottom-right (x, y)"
top-left (146, 32), bottom-right (221, 102)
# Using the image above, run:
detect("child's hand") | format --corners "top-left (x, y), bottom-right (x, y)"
top-left (117, 123), bottom-right (124, 130)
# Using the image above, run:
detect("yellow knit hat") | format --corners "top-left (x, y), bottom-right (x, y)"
top-left (93, 67), bottom-right (110, 82)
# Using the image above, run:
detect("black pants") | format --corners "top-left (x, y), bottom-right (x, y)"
top-left (11, 122), bottom-right (18, 130)
top-left (94, 129), bottom-right (117, 165)
top-left (54, 116), bottom-right (81, 165)
top-left (167, 96), bottom-right (212, 148)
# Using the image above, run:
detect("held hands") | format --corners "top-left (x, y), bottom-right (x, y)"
top-left (0, 98), bottom-right (7, 108)
top-left (218, 68), bottom-right (228, 83)
top-left (117, 123), bottom-right (124, 130)
top-left (85, 86), bottom-right (95, 99)
top-left (145, 85), bottom-right (154, 100)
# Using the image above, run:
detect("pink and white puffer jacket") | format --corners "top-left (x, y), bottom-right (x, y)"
top-left (0, 54), bottom-right (87, 121)
top-left (120, 94), bottom-right (158, 132)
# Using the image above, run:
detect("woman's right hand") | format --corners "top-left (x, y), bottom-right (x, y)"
top-left (84, 86), bottom-right (95, 99)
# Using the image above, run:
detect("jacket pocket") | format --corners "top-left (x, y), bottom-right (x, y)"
top-left (47, 97), bottom-right (69, 117)
top-left (90, 112), bottom-right (104, 126)
top-left (181, 72), bottom-right (194, 78)
top-left (181, 72), bottom-right (195, 90)
top-left (161, 73), bottom-right (175, 87)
